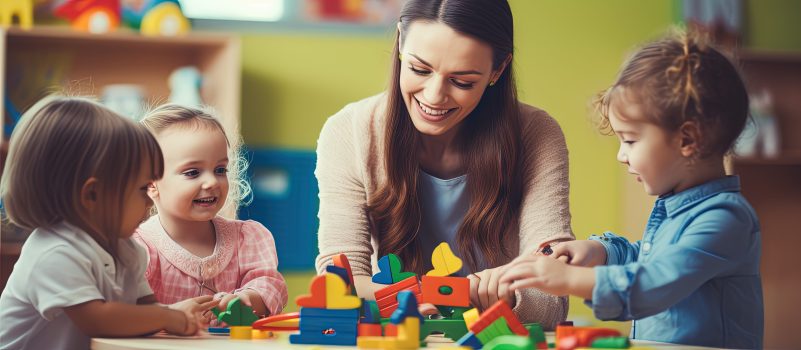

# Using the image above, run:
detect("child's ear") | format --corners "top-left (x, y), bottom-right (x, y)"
top-left (147, 182), bottom-right (159, 200)
top-left (678, 121), bottom-right (701, 158)
top-left (80, 177), bottom-right (99, 211)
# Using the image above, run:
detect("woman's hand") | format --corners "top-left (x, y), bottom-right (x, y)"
top-left (468, 267), bottom-right (516, 311)
top-left (498, 254), bottom-right (594, 299)
top-left (550, 240), bottom-right (607, 267)
top-left (167, 295), bottom-right (217, 335)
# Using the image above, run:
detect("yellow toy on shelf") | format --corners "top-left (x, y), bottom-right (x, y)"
top-left (0, 0), bottom-right (33, 29)
top-left (140, 1), bottom-right (189, 36)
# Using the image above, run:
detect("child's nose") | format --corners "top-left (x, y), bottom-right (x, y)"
top-left (617, 146), bottom-right (628, 164)
top-left (201, 174), bottom-right (219, 189)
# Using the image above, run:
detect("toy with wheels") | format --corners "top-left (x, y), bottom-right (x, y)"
top-left (54, 0), bottom-right (121, 34)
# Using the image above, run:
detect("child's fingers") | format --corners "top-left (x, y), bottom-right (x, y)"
top-left (192, 295), bottom-right (215, 304)
top-left (199, 299), bottom-right (219, 312)
top-left (550, 245), bottom-right (572, 262)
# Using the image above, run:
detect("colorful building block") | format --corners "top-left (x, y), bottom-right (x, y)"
top-left (555, 325), bottom-right (622, 349)
top-left (327, 265), bottom-right (351, 287)
top-left (358, 323), bottom-right (383, 337)
top-left (333, 253), bottom-right (355, 287)
top-left (362, 300), bottom-right (381, 324)
top-left (463, 308), bottom-right (480, 329)
top-left (427, 242), bottom-right (463, 276)
top-left (325, 273), bottom-right (361, 309)
top-left (375, 276), bottom-right (422, 318)
top-left (372, 254), bottom-right (417, 284)
top-left (290, 307), bottom-right (360, 346)
top-left (212, 297), bottom-right (258, 327)
top-left (456, 331), bottom-right (483, 350)
top-left (469, 300), bottom-right (528, 336)
top-left (475, 317), bottom-right (514, 344)
top-left (419, 319), bottom-right (469, 341)
top-left (482, 335), bottom-right (533, 350)
top-left (526, 324), bottom-right (548, 349)
top-left (390, 291), bottom-right (424, 325)
top-left (296, 274), bottom-right (327, 308)
top-left (421, 275), bottom-right (470, 307)
top-left (357, 317), bottom-right (421, 349)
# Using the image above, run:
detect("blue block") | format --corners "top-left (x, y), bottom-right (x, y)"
top-left (326, 265), bottom-right (351, 287)
top-left (361, 300), bottom-right (381, 324)
top-left (299, 307), bottom-right (359, 319)
top-left (457, 331), bottom-right (484, 349)
top-left (290, 332), bottom-right (357, 346)
top-left (390, 290), bottom-right (424, 324)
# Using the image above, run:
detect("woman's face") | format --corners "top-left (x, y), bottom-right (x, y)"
top-left (399, 21), bottom-right (500, 137)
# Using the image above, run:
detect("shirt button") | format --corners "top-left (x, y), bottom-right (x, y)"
top-left (642, 242), bottom-right (652, 253)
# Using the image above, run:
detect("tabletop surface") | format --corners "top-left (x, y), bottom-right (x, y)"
top-left (92, 332), bottom-right (725, 350)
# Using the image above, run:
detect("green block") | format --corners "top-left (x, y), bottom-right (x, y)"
top-left (211, 297), bottom-right (258, 326)
top-left (590, 336), bottom-right (630, 348)
top-left (525, 323), bottom-right (546, 343)
top-left (483, 335), bottom-right (533, 350)
top-left (419, 319), bottom-right (469, 341)
top-left (476, 317), bottom-right (513, 344)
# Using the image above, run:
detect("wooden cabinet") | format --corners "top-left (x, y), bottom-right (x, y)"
top-left (734, 50), bottom-right (801, 350)
top-left (0, 26), bottom-right (241, 290)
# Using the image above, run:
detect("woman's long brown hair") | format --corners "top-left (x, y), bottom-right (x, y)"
top-left (368, 0), bottom-right (523, 274)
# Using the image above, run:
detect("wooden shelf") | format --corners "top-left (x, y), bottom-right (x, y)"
top-left (1, 25), bottom-right (242, 143)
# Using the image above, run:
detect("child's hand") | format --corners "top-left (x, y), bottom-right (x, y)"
top-left (468, 267), bottom-right (516, 311)
top-left (498, 254), bottom-right (595, 299)
top-left (550, 240), bottom-right (607, 267)
top-left (214, 291), bottom-right (258, 313)
top-left (166, 295), bottom-right (218, 335)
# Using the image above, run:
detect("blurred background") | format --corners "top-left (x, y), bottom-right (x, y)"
top-left (1, 0), bottom-right (799, 348)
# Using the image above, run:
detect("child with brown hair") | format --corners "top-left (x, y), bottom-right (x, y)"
top-left (499, 30), bottom-right (763, 348)
top-left (0, 96), bottom-right (217, 350)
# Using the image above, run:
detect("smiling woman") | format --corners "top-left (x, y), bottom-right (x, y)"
top-left (313, 0), bottom-right (575, 329)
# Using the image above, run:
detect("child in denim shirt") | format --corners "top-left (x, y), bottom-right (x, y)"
top-left (499, 30), bottom-right (762, 349)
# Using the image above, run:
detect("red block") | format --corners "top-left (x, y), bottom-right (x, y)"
top-left (469, 300), bottom-right (527, 336)
top-left (358, 323), bottom-right (383, 337)
top-left (421, 275), bottom-right (469, 307)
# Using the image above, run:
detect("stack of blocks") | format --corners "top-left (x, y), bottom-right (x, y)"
top-left (456, 299), bottom-right (529, 349)
top-left (289, 261), bottom-right (362, 346)
top-left (357, 290), bottom-right (424, 349)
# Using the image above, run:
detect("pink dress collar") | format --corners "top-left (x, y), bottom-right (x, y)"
top-left (138, 215), bottom-right (237, 280)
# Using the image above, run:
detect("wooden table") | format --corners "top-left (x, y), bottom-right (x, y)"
top-left (92, 332), bottom-right (725, 349)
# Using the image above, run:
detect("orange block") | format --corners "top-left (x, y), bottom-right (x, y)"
top-left (333, 254), bottom-right (355, 286)
top-left (421, 275), bottom-right (469, 307)
top-left (295, 275), bottom-right (326, 308)
top-left (358, 323), bottom-right (383, 337)
top-left (374, 276), bottom-right (420, 300)
top-left (374, 276), bottom-right (422, 318)
top-left (469, 300), bottom-right (527, 336)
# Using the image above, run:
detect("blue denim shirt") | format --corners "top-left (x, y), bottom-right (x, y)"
top-left (587, 176), bottom-right (763, 348)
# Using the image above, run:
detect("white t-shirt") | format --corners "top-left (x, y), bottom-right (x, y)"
top-left (0, 221), bottom-right (152, 350)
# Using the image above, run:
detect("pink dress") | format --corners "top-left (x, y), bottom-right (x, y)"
top-left (133, 215), bottom-right (288, 317)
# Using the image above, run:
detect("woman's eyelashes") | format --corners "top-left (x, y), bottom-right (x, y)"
top-left (408, 65), bottom-right (475, 90)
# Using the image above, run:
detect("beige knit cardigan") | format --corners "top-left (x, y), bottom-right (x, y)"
top-left (313, 94), bottom-right (575, 329)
